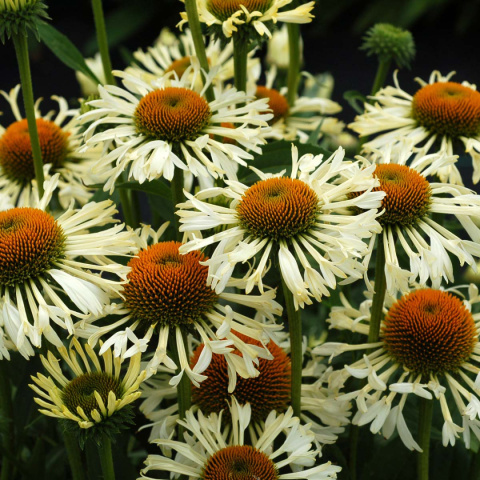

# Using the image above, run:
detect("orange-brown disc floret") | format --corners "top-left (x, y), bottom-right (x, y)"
top-left (123, 242), bottom-right (219, 328)
top-left (191, 334), bottom-right (291, 422)
top-left (165, 56), bottom-right (193, 78)
top-left (134, 87), bottom-right (211, 142)
top-left (0, 207), bottom-right (65, 287)
top-left (0, 118), bottom-right (70, 182)
top-left (255, 86), bottom-right (290, 124)
top-left (62, 372), bottom-right (123, 419)
top-left (207, 0), bottom-right (273, 21)
top-left (350, 164), bottom-right (431, 226)
top-left (236, 177), bottom-right (319, 241)
top-left (412, 82), bottom-right (480, 138)
top-left (383, 289), bottom-right (477, 375)
top-left (203, 445), bottom-right (278, 480)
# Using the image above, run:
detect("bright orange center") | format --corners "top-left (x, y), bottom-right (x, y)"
top-left (0, 207), bottom-right (65, 286)
top-left (256, 86), bottom-right (289, 124)
top-left (207, 0), bottom-right (273, 21)
top-left (0, 118), bottom-right (70, 182)
top-left (165, 56), bottom-right (192, 78)
top-left (123, 242), bottom-right (218, 327)
top-left (412, 82), bottom-right (480, 138)
top-left (191, 335), bottom-right (291, 422)
top-left (383, 289), bottom-right (477, 375)
top-left (203, 446), bottom-right (278, 480)
top-left (134, 87), bottom-right (211, 142)
top-left (236, 177), bottom-right (319, 240)
top-left (350, 164), bottom-right (431, 226)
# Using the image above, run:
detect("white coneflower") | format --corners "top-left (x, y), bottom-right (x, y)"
top-left (0, 175), bottom-right (134, 357)
top-left (251, 66), bottom-right (342, 143)
top-left (140, 334), bottom-right (351, 446)
top-left (178, 145), bottom-right (384, 309)
top-left (316, 284), bottom-right (480, 450)
top-left (84, 224), bottom-right (283, 388)
top-left (79, 64), bottom-right (272, 193)
top-left (30, 338), bottom-right (145, 431)
top-left (140, 399), bottom-right (341, 480)
top-left (0, 85), bottom-right (102, 208)
top-left (350, 147), bottom-right (480, 295)
top-left (350, 70), bottom-right (480, 184)
top-left (127, 28), bottom-right (260, 88)
top-left (181, 0), bottom-right (315, 39)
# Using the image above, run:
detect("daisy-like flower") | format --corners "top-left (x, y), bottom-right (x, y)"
top-left (140, 399), bottom-right (341, 480)
top-left (127, 28), bottom-right (260, 88)
top-left (84, 224), bottom-right (283, 387)
top-left (351, 147), bottom-right (480, 295)
top-left (315, 284), bottom-right (480, 450)
top-left (177, 145), bottom-right (384, 309)
top-left (140, 333), bottom-right (351, 446)
top-left (181, 0), bottom-right (315, 39)
top-left (79, 64), bottom-right (272, 193)
top-left (0, 175), bottom-right (134, 357)
top-left (251, 66), bottom-right (342, 143)
top-left (349, 71), bottom-right (480, 184)
top-left (29, 338), bottom-right (145, 432)
top-left (0, 85), bottom-right (102, 208)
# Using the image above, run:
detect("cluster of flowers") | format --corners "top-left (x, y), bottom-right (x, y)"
top-left (1, 0), bottom-right (480, 478)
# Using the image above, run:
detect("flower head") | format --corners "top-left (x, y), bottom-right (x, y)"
top-left (349, 71), bottom-right (480, 184)
top-left (353, 147), bottom-right (480, 294)
top-left (178, 145), bottom-right (384, 308)
top-left (0, 175), bottom-right (134, 357)
top-left (0, 0), bottom-right (49, 42)
top-left (140, 334), bottom-right (351, 446)
top-left (253, 66), bottom-right (342, 143)
top-left (30, 338), bottom-right (145, 443)
top-left (127, 28), bottom-right (260, 89)
top-left (182, 0), bottom-right (315, 39)
top-left (84, 224), bottom-right (283, 388)
top-left (80, 65), bottom-right (272, 192)
top-left (315, 284), bottom-right (480, 450)
top-left (140, 399), bottom-right (341, 480)
top-left (0, 85), bottom-right (103, 208)
top-left (360, 23), bottom-right (415, 69)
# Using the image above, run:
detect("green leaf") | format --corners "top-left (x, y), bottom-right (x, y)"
top-left (37, 22), bottom-right (101, 85)
top-left (343, 90), bottom-right (367, 114)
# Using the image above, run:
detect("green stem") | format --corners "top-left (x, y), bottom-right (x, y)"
top-left (97, 435), bottom-right (115, 480)
top-left (91, 0), bottom-right (115, 85)
top-left (12, 34), bottom-right (45, 197)
top-left (171, 168), bottom-right (185, 242)
top-left (348, 425), bottom-right (359, 480)
top-left (359, 58), bottom-right (392, 150)
top-left (184, 0), bottom-right (215, 102)
top-left (286, 21), bottom-right (301, 106)
top-left (232, 34), bottom-right (248, 94)
top-left (281, 278), bottom-right (302, 418)
top-left (0, 363), bottom-right (14, 480)
top-left (118, 180), bottom-right (136, 228)
top-left (417, 398), bottom-right (434, 480)
top-left (367, 234), bottom-right (386, 345)
top-left (63, 431), bottom-right (86, 480)
top-left (370, 58), bottom-right (391, 98)
top-left (169, 331), bottom-right (192, 441)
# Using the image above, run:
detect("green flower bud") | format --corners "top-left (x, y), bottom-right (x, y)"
top-left (360, 23), bottom-right (415, 69)
top-left (0, 0), bottom-right (49, 43)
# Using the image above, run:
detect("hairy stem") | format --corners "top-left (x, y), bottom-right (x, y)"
top-left (91, 0), bottom-right (115, 85)
top-left (417, 398), bottom-right (433, 480)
